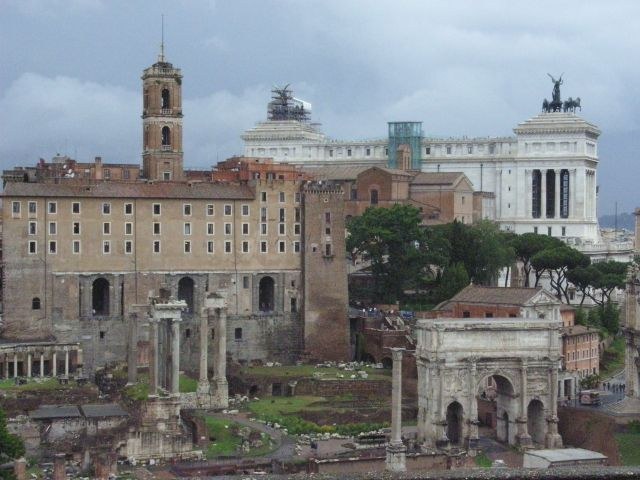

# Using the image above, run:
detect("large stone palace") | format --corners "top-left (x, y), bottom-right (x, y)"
top-left (0, 52), bottom-right (350, 377)
top-left (241, 86), bottom-right (633, 263)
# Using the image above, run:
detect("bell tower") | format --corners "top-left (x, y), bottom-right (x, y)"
top-left (141, 44), bottom-right (184, 181)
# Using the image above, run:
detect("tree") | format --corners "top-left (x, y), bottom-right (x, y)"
top-left (510, 233), bottom-right (562, 287)
top-left (567, 261), bottom-right (628, 307)
top-left (430, 220), bottom-right (515, 286)
top-left (0, 407), bottom-right (25, 468)
top-left (436, 262), bottom-right (470, 302)
top-left (347, 204), bottom-right (427, 302)
top-left (531, 246), bottom-right (589, 302)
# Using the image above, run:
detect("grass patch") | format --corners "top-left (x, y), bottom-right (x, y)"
top-left (248, 396), bottom-right (327, 417)
top-left (122, 373), bottom-right (197, 400)
top-left (474, 452), bottom-right (493, 468)
top-left (203, 417), bottom-right (274, 458)
top-left (179, 374), bottom-right (198, 393)
top-left (240, 365), bottom-right (390, 381)
top-left (600, 337), bottom-right (625, 378)
top-left (204, 417), bottom-right (242, 457)
top-left (616, 432), bottom-right (640, 465)
top-left (123, 381), bottom-right (149, 401)
top-left (247, 396), bottom-right (387, 436)
top-left (0, 377), bottom-right (74, 392)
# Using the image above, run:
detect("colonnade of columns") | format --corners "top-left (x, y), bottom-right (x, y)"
top-left (526, 168), bottom-right (575, 220)
top-left (1, 345), bottom-right (81, 379)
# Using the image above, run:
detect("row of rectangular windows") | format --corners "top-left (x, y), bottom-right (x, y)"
top-left (26, 221), bottom-right (302, 236)
top-left (11, 193), bottom-right (301, 217)
top-left (27, 239), bottom-right (302, 255)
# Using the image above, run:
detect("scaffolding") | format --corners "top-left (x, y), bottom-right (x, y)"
top-left (387, 122), bottom-right (423, 169)
top-left (267, 85), bottom-right (311, 122)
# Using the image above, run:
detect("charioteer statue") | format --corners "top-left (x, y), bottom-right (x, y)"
top-left (542, 74), bottom-right (581, 113)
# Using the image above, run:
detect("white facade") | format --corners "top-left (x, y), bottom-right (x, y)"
top-left (242, 109), bottom-right (634, 261)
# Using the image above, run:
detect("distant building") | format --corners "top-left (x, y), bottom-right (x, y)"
top-left (242, 87), bottom-right (634, 263)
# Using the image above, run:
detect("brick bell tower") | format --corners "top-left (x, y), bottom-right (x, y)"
top-left (141, 42), bottom-right (184, 181)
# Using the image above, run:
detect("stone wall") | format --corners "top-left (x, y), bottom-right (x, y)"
top-left (558, 406), bottom-right (620, 465)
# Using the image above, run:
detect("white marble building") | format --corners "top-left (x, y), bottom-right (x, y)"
top-left (242, 101), bottom-right (633, 262)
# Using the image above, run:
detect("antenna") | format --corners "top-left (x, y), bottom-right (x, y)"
top-left (159, 14), bottom-right (165, 62)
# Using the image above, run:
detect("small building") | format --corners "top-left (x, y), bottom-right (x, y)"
top-left (523, 448), bottom-right (607, 468)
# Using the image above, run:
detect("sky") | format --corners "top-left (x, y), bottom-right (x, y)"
top-left (1, 0), bottom-right (639, 215)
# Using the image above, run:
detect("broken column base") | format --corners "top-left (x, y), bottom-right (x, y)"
top-left (385, 442), bottom-right (407, 472)
top-left (213, 378), bottom-right (229, 408)
top-left (197, 380), bottom-right (211, 395)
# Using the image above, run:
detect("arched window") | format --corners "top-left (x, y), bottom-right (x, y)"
top-left (32, 297), bottom-right (41, 310)
top-left (161, 126), bottom-right (171, 146)
top-left (259, 276), bottom-right (275, 312)
top-left (178, 276), bottom-right (194, 313)
top-left (92, 278), bottom-right (110, 316)
top-left (161, 88), bottom-right (171, 109)
top-left (143, 88), bottom-right (149, 110)
top-left (370, 189), bottom-right (379, 205)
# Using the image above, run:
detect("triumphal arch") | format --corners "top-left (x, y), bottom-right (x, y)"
top-left (415, 317), bottom-right (563, 450)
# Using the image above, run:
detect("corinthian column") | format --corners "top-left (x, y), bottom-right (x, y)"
top-left (386, 348), bottom-right (406, 472)
top-left (127, 313), bottom-right (138, 385)
top-left (517, 361), bottom-right (532, 447)
top-left (546, 364), bottom-right (563, 448)
top-left (149, 318), bottom-right (159, 397)
top-left (214, 308), bottom-right (229, 407)
top-left (171, 317), bottom-right (181, 396)
top-left (197, 310), bottom-right (210, 394)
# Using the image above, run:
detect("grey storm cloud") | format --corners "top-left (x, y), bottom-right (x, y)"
top-left (1, 0), bottom-right (639, 214)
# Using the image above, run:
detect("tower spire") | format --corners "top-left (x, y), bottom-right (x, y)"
top-left (158, 14), bottom-right (165, 62)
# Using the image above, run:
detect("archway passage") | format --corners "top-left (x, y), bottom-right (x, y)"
top-left (528, 399), bottom-right (545, 445)
top-left (178, 277), bottom-right (194, 313)
top-left (446, 401), bottom-right (463, 445)
top-left (92, 278), bottom-right (110, 316)
top-left (478, 374), bottom-right (516, 445)
top-left (259, 276), bottom-right (275, 312)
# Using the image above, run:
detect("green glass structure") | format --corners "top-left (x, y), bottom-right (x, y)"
top-left (387, 122), bottom-right (423, 169)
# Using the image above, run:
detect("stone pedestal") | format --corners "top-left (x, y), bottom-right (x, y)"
top-left (545, 416), bottom-right (563, 448)
top-left (385, 443), bottom-right (407, 473)
top-left (516, 418), bottom-right (532, 448)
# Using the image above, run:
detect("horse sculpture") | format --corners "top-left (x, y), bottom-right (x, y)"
top-left (563, 97), bottom-right (581, 113)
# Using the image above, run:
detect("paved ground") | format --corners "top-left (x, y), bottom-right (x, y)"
top-left (476, 426), bottom-right (523, 468)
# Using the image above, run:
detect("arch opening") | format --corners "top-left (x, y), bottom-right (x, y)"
top-left (92, 278), bottom-right (110, 316)
top-left (259, 276), bottom-right (275, 312)
top-left (161, 126), bottom-right (171, 146)
top-left (32, 297), bottom-right (41, 310)
top-left (477, 374), bottom-right (516, 445)
top-left (370, 189), bottom-right (379, 205)
top-left (527, 399), bottom-right (546, 445)
top-left (446, 401), bottom-right (463, 445)
top-left (161, 88), bottom-right (171, 109)
top-left (178, 277), bottom-right (194, 313)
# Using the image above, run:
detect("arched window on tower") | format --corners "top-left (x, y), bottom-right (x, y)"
top-left (161, 88), bottom-right (171, 110)
top-left (161, 126), bottom-right (171, 147)
top-left (32, 297), bottom-right (41, 310)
